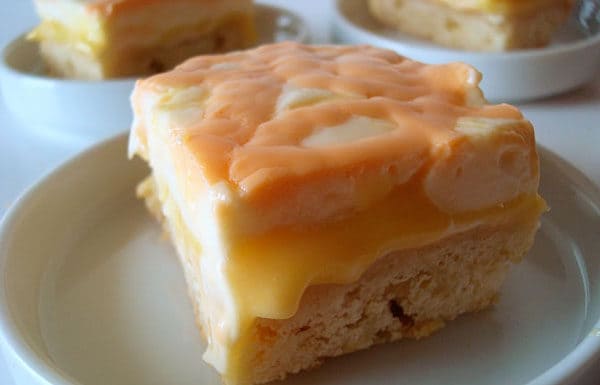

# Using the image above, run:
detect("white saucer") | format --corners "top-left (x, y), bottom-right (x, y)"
top-left (332, 0), bottom-right (600, 102)
top-left (0, 3), bottom-right (309, 144)
top-left (1, 134), bottom-right (600, 385)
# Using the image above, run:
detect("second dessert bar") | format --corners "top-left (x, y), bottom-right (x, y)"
top-left (368, 0), bottom-right (575, 51)
top-left (29, 0), bottom-right (257, 79)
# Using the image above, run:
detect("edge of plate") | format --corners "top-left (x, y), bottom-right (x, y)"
top-left (0, 134), bottom-right (129, 385)
top-left (526, 148), bottom-right (600, 385)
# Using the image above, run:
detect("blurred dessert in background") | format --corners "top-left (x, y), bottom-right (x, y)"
top-left (368, 0), bottom-right (576, 51)
top-left (27, 0), bottom-right (257, 80)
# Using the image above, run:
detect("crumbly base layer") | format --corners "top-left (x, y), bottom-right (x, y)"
top-left (138, 175), bottom-right (539, 385)
top-left (249, 220), bottom-right (537, 384)
top-left (40, 13), bottom-right (254, 80)
top-left (368, 0), bottom-right (573, 51)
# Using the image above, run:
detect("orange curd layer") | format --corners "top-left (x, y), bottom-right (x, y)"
top-left (225, 182), bottom-right (546, 322)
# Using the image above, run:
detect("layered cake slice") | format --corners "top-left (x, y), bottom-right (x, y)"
top-left (129, 42), bottom-right (546, 384)
top-left (368, 0), bottom-right (575, 51)
top-left (28, 0), bottom-right (257, 79)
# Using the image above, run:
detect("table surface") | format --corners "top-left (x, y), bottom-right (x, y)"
top-left (0, 1), bottom-right (599, 384)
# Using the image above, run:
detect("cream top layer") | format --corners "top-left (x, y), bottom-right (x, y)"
top-left (435, 0), bottom-right (573, 14)
top-left (130, 42), bottom-right (539, 231)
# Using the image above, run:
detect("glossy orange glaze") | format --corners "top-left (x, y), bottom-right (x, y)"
top-left (131, 43), bottom-right (527, 204)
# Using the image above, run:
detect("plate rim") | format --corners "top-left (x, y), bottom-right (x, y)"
top-left (0, 134), bottom-right (129, 385)
top-left (1, 133), bottom-right (600, 385)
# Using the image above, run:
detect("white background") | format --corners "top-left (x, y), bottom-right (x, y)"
top-left (0, 1), bottom-right (599, 384)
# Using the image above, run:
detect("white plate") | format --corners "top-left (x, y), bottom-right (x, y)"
top-left (0, 3), bottom-right (309, 145)
top-left (1, 134), bottom-right (600, 385)
top-left (332, 0), bottom-right (600, 102)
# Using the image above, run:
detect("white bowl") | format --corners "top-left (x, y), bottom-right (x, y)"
top-left (0, 3), bottom-right (309, 144)
top-left (0, 36), bottom-right (136, 142)
top-left (1, 134), bottom-right (600, 385)
top-left (332, 0), bottom-right (600, 102)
